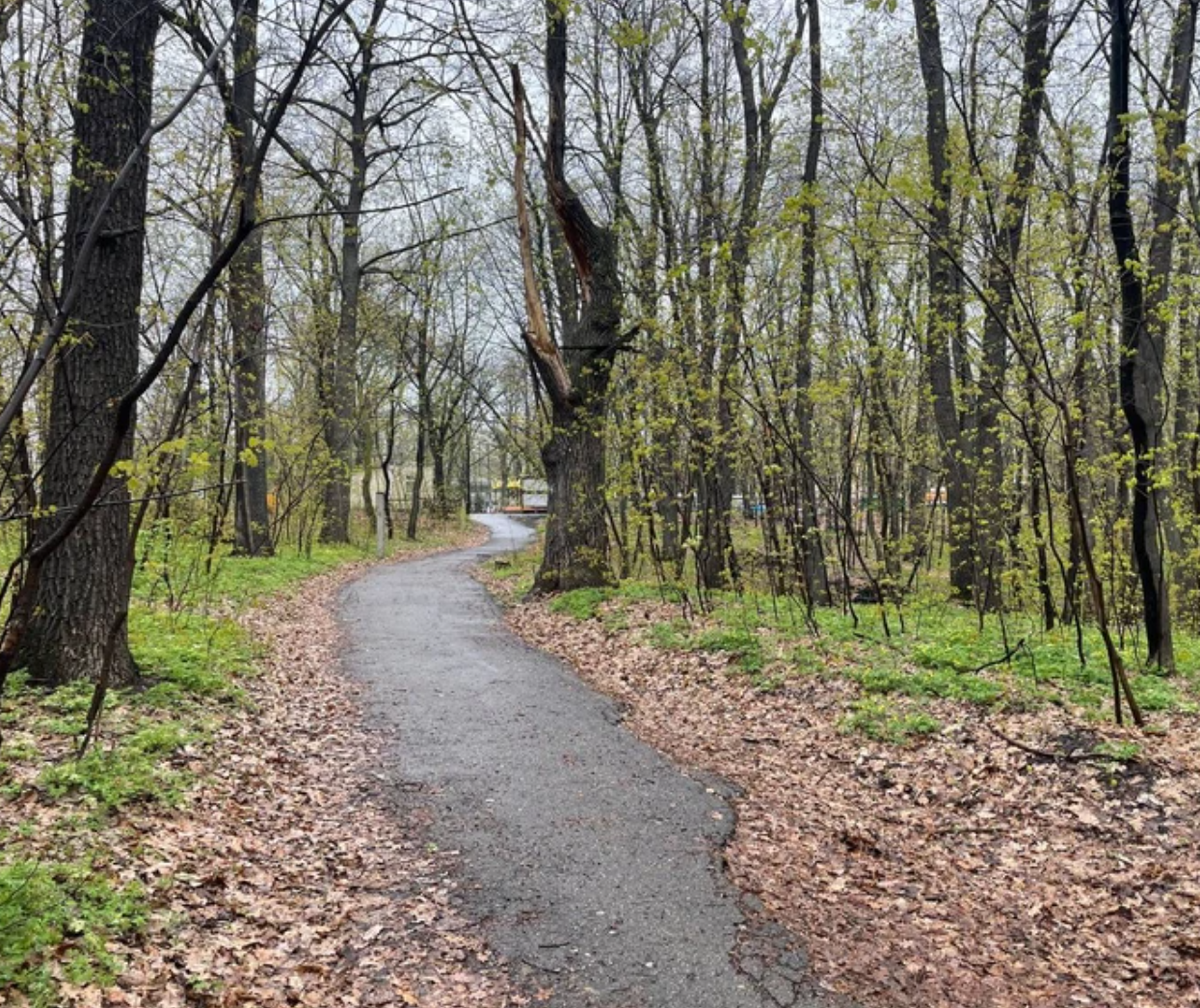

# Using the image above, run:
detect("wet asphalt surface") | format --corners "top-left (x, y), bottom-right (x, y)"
top-left (340, 514), bottom-right (847, 1008)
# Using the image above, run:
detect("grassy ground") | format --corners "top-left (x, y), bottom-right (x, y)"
top-left (0, 515), bottom-right (478, 1007)
top-left (490, 538), bottom-right (1200, 743)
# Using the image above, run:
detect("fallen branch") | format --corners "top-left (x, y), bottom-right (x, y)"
top-left (983, 721), bottom-right (1124, 764)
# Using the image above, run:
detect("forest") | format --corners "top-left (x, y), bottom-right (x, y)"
top-left (1, 0), bottom-right (1199, 1004)
top-left (1, 0), bottom-right (1197, 709)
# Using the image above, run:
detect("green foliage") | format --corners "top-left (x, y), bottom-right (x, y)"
top-left (535, 551), bottom-right (1200, 728)
top-left (549, 587), bottom-right (613, 620)
top-left (1093, 739), bottom-right (1141, 763)
top-left (38, 724), bottom-right (192, 810)
top-left (0, 859), bottom-right (147, 1006)
top-left (691, 626), bottom-right (764, 671)
top-left (129, 608), bottom-right (252, 708)
top-left (840, 698), bottom-right (941, 744)
top-left (645, 620), bottom-right (689, 650)
top-left (854, 663), bottom-right (1004, 704)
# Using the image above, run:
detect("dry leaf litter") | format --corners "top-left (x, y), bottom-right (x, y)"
top-left (495, 585), bottom-right (1200, 1008)
top-left (11, 525), bottom-right (536, 1008)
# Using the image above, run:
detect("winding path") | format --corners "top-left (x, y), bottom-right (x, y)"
top-left (340, 514), bottom-right (842, 1008)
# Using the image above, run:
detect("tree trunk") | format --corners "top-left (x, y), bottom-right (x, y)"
top-left (510, 8), bottom-right (622, 593)
top-left (19, 0), bottom-right (159, 686)
top-left (407, 321), bottom-right (431, 541)
top-left (360, 426), bottom-right (375, 526)
top-left (973, 0), bottom-right (1051, 609)
top-left (912, 0), bottom-right (973, 602)
top-left (539, 399), bottom-right (610, 590)
top-left (1108, 0), bottom-right (1182, 669)
top-left (1149, 0), bottom-right (1197, 614)
top-left (319, 194), bottom-right (360, 543)
top-left (320, 3), bottom-right (382, 543)
top-left (228, 0), bottom-right (273, 557)
top-left (794, 0), bottom-right (829, 605)
top-left (406, 425), bottom-right (425, 541)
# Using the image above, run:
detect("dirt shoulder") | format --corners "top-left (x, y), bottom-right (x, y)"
top-left (492, 586), bottom-right (1200, 1008)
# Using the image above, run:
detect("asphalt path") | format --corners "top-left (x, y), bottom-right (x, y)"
top-left (340, 514), bottom-right (845, 1008)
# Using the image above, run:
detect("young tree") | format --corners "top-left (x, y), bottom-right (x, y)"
top-left (1107, 0), bottom-right (1194, 670)
top-left (912, 0), bottom-right (972, 602)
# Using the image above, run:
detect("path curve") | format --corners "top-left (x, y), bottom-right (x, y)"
top-left (340, 514), bottom-right (840, 1008)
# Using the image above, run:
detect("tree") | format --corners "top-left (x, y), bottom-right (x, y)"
top-left (17, 0), bottom-right (161, 685)
top-left (1107, 0), bottom-right (1194, 670)
top-left (912, 0), bottom-right (973, 603)
top-left (227, 0), bottom-right (274, 556)
top-left (510, 2), bottom-right (624, 592)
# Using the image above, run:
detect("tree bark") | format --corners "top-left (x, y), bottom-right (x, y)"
top-left (228, 0), bottom-right (273, 556)
top-left (1108, 0), bottom-right (1183, 669)
top-left (912, 0), bottom-right (973, 601)
top-left (794, 0), bottom-right (830, 605)
top-left (509, 7), bottom-right (622, 593)
top-left (19, 0), bottom-right (159, 686)
top-left (973, 0), bottom-right (1051, 609)
top-left (318, 0), bottom-right (386, 543)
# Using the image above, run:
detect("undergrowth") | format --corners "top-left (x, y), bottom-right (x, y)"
top-left (493, 546), bottom-right (1200, 745)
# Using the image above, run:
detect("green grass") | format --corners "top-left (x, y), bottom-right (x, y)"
top-left (839, 698), bottom-right (942, 744)
top-left (0, 859), bottom-right (147, 1007)
top-left (501, 528), bottom-right (1200, 744)
top-left (486, 539), bottom-right (542, 591)
top-left (548, 587), bottom-right (613, 620)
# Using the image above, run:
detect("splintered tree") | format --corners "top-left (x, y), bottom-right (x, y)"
top-left (510, 3), bottom-right (622, 592)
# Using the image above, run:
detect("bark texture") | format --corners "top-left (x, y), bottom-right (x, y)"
top-left (510, 5), bottom-right (622, 593)
top-left (1108, 0), bottom-right (1186, 669)
top-left (973, 0), bottom-right (1051, 610)
top-left (228, 0), bottom-right (274, 556)
top-left (20, 0), bottom-right (159, 685)
top-left (913, 0), bottom-right (972, 601)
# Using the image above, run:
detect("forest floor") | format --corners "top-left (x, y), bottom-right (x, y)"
top-left (9, 516), bottom-right (1199, 1008)
top-left (0, 521), bottom-right (535, 1008)
top-left (485, 566), bottom-right (1200, 1008)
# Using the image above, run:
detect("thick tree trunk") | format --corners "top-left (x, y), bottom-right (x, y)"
top-left (19, 0), bottom-right (159, 686)
top-left (511, 10), bottom-right (621, 593)
top-left (538, 401), bottom-right (610, 591)
top-left (230, 227), bottom-right (273, 556)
